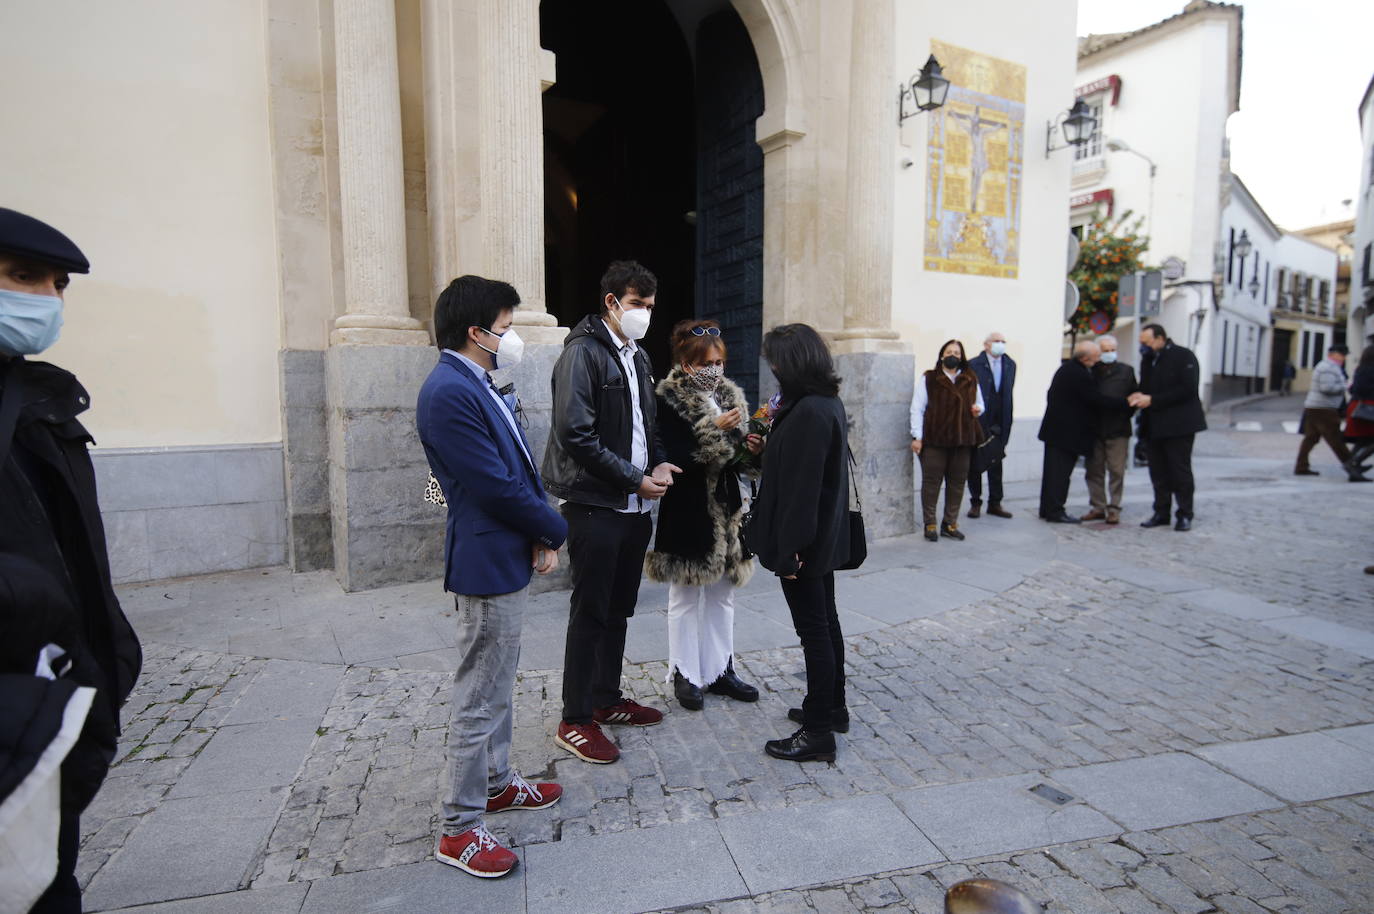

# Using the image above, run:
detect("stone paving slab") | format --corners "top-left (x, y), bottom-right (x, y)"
top-left (1261, 615), bottom-right (1374, 660)
top-left (1196, 731), bottom-right (1374, 803)
top-left (1178, 589), bottom-right (1300, 622)
top-left (167, 718), bottom-right (320, 798)
top-left (524, 820), bottom-right (743, 914)
top-left (100, 883), bottom-right (309, 914)
top-left (298, 859), bottom-right (525, 914)
top-left (1050, 754), bottom-right (1280, 833)
top-left (714, 793), bottom-right (943, 896)
top-left (1102, 564), bottom-right (1208, 595)
top-left (85, 787), bottom-right (286, 911)
top-left (219, 659), bottom-right (344, 725)
top-left (890, 772), bottom-right (1120, 861)
top-left (918, 556), bottom-right (1030, 594)
top-left (1327, 723), bottom-right (1374, 753)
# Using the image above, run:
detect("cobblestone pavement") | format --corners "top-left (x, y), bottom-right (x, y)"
top-left (78, 456), bottom-right (1373, 913)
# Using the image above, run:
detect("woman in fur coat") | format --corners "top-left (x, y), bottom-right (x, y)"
top-left (909, 339), bottom-right (985, 542)
top-left (645, 320), bottom-right (763, 711)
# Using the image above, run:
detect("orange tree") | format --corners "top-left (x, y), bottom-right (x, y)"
top-left (1069, 212), bottom-right (1149, 334)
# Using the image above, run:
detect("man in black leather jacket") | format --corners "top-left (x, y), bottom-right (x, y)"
top-left (0, 208), bottom-right (142, 913)
top-left (542, 260), bottom-right (679, 765)
top-left (1132, 324), bottom-right (1207, 531)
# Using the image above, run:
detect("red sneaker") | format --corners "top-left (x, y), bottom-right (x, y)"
top-left (487, 772), bottom-right (562, 813)
top-left (593, 698), bottom-right (664, 727)
top-left (555, 720), bottom-right (620, 764)
top-left (436, 824), bottom-right (517, 878)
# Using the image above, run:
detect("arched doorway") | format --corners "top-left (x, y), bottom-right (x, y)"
top-left (541, 0), bottom-right (765, 403)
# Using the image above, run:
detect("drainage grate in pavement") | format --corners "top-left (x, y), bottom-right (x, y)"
top-left (1027, 783), bottom-right (1074, 806)
top-left (1217, 476), bottom-right (1278, 483)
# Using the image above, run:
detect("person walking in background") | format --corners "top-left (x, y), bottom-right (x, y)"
top-left (749, 324), bottom-right (851, 763)
top-left (1341, 344), bottom-right (1374, 483)
top-left (967, 331), bottom-right (1015, 520)
top-left (1037, 341), bottom-right (1130, 524)
top-left (910, 340), bottom-right (985, 542)
top-left (0, 209), bottom-right (142, 913)
top-left (1294, 344), bottom-right (1353, 478)
top-left (645, 320), bottom-right (762, 712)
top-left (1281, 359), bottom-right (1296, 396)
top-left (1132, 323), bottom-right (1207, 531)
top-left (417, 275), bottom-right (569, 879)
top-left (1082, 334), bottom-right (1137, 524)
top-left (542, 260), bottom-right (681, 765)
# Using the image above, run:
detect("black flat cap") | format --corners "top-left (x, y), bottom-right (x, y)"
top-left (0, 208), bottom-right (90, 274)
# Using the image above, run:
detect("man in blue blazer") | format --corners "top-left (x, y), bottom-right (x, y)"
top-left (416, 275), bottom-right (569, 880)
top-left (967, 331), bottom-right (1016, 518)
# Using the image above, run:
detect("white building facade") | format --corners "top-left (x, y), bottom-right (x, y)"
top-left (1272, 233), bottom-right (1341, 387)
top-left (1353, 75), bottom-right (1374, 351)
top-left (1212, 176), bottom-right (1281, 399)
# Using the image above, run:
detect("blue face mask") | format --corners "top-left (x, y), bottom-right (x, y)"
top-left (0, 289), bottom-right (64, 356)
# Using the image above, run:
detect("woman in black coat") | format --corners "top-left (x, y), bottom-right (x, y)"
top-left (645, 320), bottom-right (762, 711)
top-left (749, 323), bottom-right (851, 762)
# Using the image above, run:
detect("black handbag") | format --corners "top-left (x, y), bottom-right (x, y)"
top-left (837, 447), bottom-right (867, 571)
top-left (1353, 400), bottom-right (1374, 423)
top-left (738, 477), bottom-right (758, 561)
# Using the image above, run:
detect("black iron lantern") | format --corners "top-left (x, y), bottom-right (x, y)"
top-left (1248, 276), bottom-right (1261, 297)
top-left (1234, 229), bottom-right (1253, 259)
top-left (1062, 98), bottom-right (1097, 147)
top-left (899, 55), bottom-right (949, 123)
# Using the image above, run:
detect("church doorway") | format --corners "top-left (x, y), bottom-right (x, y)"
top-left (541, 0), bottom-right (765, 404)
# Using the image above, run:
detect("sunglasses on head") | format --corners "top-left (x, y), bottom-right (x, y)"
top-left (691, 326), bottom-right (721, 337)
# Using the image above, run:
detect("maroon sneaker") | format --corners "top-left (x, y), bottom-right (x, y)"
top-left (487, 772), bottom-right (562, 813)
top-left (555, 720), bottom-right (620, 764)
top-left (593, 698), bottom-right (664, 727)
top-left (436, 824), bottom-right (517, 878)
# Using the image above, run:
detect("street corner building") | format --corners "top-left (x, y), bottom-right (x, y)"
top-left (0, 0), bottom-right (1078, 592)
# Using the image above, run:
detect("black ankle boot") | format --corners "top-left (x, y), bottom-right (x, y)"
top-left (764, 727), bottom-right (836, 762)
top-left (788, 706), bottom-right (849, 733)
top-left (673, 670), bottom-right (703, 711)
top-left (707, 660), bottom-right (759, 702)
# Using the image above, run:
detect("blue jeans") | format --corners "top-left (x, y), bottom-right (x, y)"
top-left (442, 587), bottom-right (527, 835)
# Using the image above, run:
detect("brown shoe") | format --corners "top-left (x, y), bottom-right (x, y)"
top-left (967, 502), bottom-right (982, 518)
top-left (986, 504), bottom-right (1013, 519)
top-left (1105, 508), bottom-right (1120, 525)
top-left (1080, 508), bottom-right (1106, 522)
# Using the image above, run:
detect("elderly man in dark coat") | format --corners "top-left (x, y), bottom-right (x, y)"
top-left (1037, 341), bottom-right (1132, 524)
top-left (0, 208), bottom-right (141, 913)
top-left (1132, 323), bottom-right (1207, 530)
top-left (967, 331), bottom-right (1016, 519)
top-left (1081, 334), bottom-right (1138, 524)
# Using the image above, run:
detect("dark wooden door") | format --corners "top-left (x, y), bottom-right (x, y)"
top-left (695, 10), bottom-right (765, 408)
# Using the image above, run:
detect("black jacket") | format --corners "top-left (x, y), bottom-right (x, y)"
top-left (541, 316), bottom-right (666, 508)
top-left (1092, 360), bottom-right (1138, 440)
top-left (1038, 360), bottom-right (1131, 457)
top-left (0, 358), bottom-right (141, 815)
top-left (1139, 341), bottom-right (1207, 439)
top-left (968, 352), bottom-right (1015, 452)
top-left (750, 394), bottom-right (850, 578)
top-left (644, 371), bottom-right (754, 588)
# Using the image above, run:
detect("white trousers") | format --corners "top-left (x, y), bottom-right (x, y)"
top-left (667, 575), bottom-right (736, 688)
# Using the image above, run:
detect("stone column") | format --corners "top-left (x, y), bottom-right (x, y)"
top-left (326, 0), bottom-right (438, 591)
top-left (477, 0), bottom-right (562, 344)
top-left (830, 0), bottom-right (915, 538)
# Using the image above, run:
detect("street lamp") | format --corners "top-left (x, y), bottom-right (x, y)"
top-left (898, 55), bottom-right (950, 124)
top-left (1248, 276), bottom-right (1261, 298)
top-left (1104, 137), bottom-right (1157, 240)
top-left (1044, 99), bottom-right (1097, 157)
top-left (1233, 229), bottom-right (1253, 259)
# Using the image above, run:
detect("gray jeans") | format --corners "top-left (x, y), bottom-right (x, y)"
top-left (443, 586), bottom-right (527, 835)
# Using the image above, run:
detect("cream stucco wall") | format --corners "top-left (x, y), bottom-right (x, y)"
top-left (0, 0), bottom-right (282, 449)
top-left (891, 0), bottom-right (1078, 418)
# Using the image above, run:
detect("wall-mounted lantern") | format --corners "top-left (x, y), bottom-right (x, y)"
top-left (898, 55), bottom-right (950, 124)
top-left (1233, 229), bottom-right (1253, 259)
top-left (1044, 98), bottom-right (1097, 157)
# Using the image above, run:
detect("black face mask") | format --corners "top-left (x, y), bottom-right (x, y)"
top-left (942, 356), bottom-right (961, 370)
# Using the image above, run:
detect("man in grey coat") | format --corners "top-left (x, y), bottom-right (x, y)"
top-left (1294, 345), bottom-right (1351, 476)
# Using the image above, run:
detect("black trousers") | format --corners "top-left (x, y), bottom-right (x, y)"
top-left (32, 811), bottom-right (80, 913)
top-left (1147, 434), bottom-right (1195, 519)
top-left (1038, 443), bottom-right (1079, 518)
top-left (780, 571), bottom-right (845, 733)
top-left (967, 459), bottom-right (1003, 504)
top-left (561, 505), bottom-right (653, 724)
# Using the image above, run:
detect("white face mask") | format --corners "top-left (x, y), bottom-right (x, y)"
top-left (989, 341), bottom-right (1006, 357)
top-left (611, 297), bottom-right (651, 341)
top-left (478, 326), bottom-right (524, 369)
top-left (1100, 350), bottom-right (1118, 364)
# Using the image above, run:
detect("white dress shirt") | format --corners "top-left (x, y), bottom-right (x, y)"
top-left (443, 349), bottom-right (534, 470)
top-left (602, 320), bottom-right (652, 514)
top-left (909, 368), bottom-right (986, 440)
top-left (988, 353), bottom-right (1003, 392)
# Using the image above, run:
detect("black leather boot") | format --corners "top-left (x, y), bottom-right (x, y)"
top-left (673, 670), bottom-right (704, 711)
top-left (707, 660), bottom-right (759, 702)
top-left (764, 727), bottom-right (836, 762)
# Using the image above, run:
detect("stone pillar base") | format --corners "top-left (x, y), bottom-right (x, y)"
top-left (326, 344), bottom-right (441, 591)
top-left (833, 349), bottom-right (916, 539)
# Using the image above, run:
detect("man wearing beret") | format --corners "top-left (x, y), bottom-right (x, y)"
top-left (0, 208), bottom-right (142, 912)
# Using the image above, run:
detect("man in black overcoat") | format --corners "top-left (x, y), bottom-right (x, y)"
top-left (967, 331), bottom-right (1015, 519)
top-left (0, 208), bottom-right (142, 912)
top-left (1131, 323), bottom-right (1207, 531)
top-left (1037, 341), bottom-right (1131, 523)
